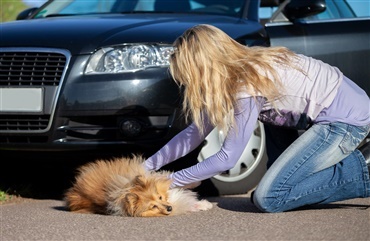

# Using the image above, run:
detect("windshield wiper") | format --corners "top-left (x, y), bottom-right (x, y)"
top-left (44, 12), bottom-right (116, 18)
top-left (43, 11), bottom-right (184, 18)
top-left (44, 13), bottom-right (80, 18)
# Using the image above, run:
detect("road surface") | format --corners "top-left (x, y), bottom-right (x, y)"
top-left (2, 193), bottom-right (369, 240)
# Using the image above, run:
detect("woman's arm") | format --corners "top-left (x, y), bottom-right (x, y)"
top-left (145, 116), bottom-right (214, 171)
top-left (168, 97), bottom-right (263, 188)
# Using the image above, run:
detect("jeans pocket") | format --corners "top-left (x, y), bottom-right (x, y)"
top-left (339, 125), bottom-right (368, 155)
top-left (358, 124), bottom-right (370, 134)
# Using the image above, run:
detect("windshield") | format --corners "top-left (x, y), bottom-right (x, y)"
top-left (35, 0), bottom-right (246, 18)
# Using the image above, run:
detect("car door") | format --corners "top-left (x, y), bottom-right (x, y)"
top-left (264, 0), bottom-right (370, 95)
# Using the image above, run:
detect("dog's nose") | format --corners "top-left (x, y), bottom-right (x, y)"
top-left (167, 206), bottom-right (172, 212)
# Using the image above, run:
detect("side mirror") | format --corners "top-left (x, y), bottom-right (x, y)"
top-left (283, 0), bottom-right (326, 20)
top-left (16, 8), bottom-right (38, 20)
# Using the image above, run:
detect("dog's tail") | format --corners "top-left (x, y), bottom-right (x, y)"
top-left (64, 187), bottom-right (105, 214)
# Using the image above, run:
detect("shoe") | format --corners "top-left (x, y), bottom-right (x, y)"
top-left (358, 141), bottom-right (370, 173)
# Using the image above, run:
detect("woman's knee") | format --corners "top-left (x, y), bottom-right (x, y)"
top-left (252, 188), bottom-right (286, 213)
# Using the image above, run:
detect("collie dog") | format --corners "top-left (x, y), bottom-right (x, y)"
top-left (64, 156), bottom-right (212, 217)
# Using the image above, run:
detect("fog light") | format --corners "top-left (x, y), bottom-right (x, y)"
top-left (120, 119), bottom-right (142, 137)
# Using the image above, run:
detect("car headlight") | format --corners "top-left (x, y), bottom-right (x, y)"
top-left (85, 44), bottom-right (174, 74)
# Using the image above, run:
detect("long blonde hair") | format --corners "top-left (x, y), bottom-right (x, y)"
top-left (170, 24), bottom-right (298, 134)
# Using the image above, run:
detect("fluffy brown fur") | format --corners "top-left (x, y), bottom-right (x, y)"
top-left (65, 156), bottom-right (212, 217)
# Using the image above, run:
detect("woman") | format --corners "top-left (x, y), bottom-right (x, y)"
top-left (144, 24), bottom-right (370, 213)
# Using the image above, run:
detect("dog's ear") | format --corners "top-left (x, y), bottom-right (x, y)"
top-left (123, 193), bottom-right (139, 217)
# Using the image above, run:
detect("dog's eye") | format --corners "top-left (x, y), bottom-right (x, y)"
top-left (151, 205), bottom-right (158, 209)
top-left (159, 196), bottom-right (162, 200)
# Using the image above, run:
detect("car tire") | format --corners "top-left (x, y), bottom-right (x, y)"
top-left (197, 121), bottom-right (267, 195)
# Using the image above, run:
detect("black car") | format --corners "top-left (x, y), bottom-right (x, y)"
top-left (1, 0), bottom-right (369, 194)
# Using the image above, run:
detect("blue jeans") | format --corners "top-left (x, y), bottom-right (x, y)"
top-left (253, 122), bottom-right (370, 213)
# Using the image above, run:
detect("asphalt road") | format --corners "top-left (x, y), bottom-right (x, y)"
top-left (2, 193), bottom-right (370, 240)
top-left (1, 151), bottom-right (369, 240)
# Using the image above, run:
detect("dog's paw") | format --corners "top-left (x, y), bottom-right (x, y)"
top-left (192, 199), bottom-right (213, 211)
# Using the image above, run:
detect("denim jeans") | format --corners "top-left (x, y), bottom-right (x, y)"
top-left (253, 122), bottom-right (370, 213)
top-left (264, 124), bottom-right (299, 169)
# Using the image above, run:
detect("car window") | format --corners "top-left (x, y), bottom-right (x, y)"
top-left (305, 0), bottom-right (355, 20)
top-left (35, 0), bottom-right (117, 17)
top-left (259, 6), bottom-right (277, 19)
top-left (346, 0), bottom-right (370, 17)
top-left (60, 0), bottom-right (116, 13)
top-left (117, 0), bottom-right (245, 14)
top-left (259, 0), bottom-right (369, 23)
top-left (34, 0), bottom-right (246, 18)
top-left (303, 0), bottom-right (369, 20)
top-left (189, 0), bottom-right (245, 13)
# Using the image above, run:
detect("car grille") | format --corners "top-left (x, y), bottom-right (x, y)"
top-left (0, 115), bottom-right (50, 131)
top-left (0, 48), bottom-right (70, 144)
top-left (0, 51), bottom-right (66, 86)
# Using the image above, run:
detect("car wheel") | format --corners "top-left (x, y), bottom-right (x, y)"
top-left (197, 121), bottom-right (267, 195)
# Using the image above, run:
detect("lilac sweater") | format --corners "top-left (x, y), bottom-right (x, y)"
top-left (145, 54), bottom-right (370, 188)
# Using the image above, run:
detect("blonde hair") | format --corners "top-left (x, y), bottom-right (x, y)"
top-left (170, 24), bottom-right (298, 134)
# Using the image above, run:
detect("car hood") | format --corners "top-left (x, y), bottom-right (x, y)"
top-left (0, 14), bottom-right (262, 55)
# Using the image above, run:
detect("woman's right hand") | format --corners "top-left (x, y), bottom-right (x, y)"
top-left (181, 181), bottom-right (201, 190)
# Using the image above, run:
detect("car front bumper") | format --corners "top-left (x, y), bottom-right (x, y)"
top-left (0, 48), bottom-right (184, 151)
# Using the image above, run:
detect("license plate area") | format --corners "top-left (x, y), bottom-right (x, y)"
top-left (0, 88), bottom-right (43, 112)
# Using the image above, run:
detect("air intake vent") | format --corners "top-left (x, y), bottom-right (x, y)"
top-left (0, 115), bottom-right (50, 131)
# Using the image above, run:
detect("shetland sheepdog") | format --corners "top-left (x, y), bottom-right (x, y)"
top-left (64, 156), bottom-right (212, 217)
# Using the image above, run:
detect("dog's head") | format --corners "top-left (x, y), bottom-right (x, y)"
top-left (122, 175), bottom-right (173, 217)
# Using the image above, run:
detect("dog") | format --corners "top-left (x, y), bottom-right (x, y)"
top-left (64, 156), bottom-right (212, 217)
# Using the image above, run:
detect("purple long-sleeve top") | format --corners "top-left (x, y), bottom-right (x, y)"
top-left (145, 54), bottom-right (370, 188)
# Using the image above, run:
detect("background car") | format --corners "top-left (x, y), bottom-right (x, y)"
top-left (1, 0), bottom-right (368, 195)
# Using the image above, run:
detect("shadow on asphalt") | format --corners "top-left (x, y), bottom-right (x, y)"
top-left (207, 196), bottom-right (370, 213)
top-left (1, 150), bottom-right (150, 200)
top-left (3, 149), bottom-right (370, 215)
top-left (208, 196), bottom-right (261, 213)
top-left (298, 203), bottom-right (370, 211)
top-left (0, 148), bottom-right (219, 200)
top-left (52, 205), bottom-right (69, 212)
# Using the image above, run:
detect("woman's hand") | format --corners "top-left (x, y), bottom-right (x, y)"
top-left (181, 181), bottom-right (201, 189)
